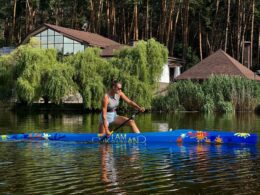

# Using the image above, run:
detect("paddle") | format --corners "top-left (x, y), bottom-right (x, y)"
top-left (100, 110), bottom-right (141, 142)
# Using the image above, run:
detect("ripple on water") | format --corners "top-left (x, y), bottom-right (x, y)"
top-left (0, 142), bottom-right (259, 194)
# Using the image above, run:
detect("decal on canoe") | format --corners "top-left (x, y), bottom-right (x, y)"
top-left (1, 135), bottom-right (7, 141)
top-left (42, 133), bottom-right (50, 140)
top-left (186, 131), bottom-right (225, 144)
top-left (187, 131), bottom-right (209, 142)
top-left (234, 133), bottom-right (250, 139)
top-left (215, 136), bottom-right (223, 144)
top-left (97, 133), bottom-right (147, 144)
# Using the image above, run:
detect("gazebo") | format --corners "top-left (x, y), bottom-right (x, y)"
top-left (175, 49), bottom-right (260, 81)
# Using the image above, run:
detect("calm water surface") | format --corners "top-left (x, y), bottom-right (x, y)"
top-left (0, 110), bottom-right (259, 194)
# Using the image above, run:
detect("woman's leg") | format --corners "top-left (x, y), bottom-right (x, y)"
top-left (99, 123), bottom-right (105, 135)
top-left (113, 116), bottom-right (140, 133)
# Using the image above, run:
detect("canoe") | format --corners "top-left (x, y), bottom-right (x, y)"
top-left (0, 129), bottom-right (257, 144)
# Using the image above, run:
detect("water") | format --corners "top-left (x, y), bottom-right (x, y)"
top-left (0, 110), bottom-right (259, 194)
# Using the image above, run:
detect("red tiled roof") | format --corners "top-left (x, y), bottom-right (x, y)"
top-left (175, 49), bottom-right (260, 81)
top-left (22, 23), bottom-right (125, 56)
top-left (43, 24), bottom-right (120, 48)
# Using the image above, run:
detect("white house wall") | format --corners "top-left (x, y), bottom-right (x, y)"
top-left (159, 63), bottom-right (170, 83)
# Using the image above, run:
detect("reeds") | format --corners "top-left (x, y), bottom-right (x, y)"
top-left (152, 75), bottom-right (260, 113)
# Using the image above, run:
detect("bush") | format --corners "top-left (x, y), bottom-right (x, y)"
top-left (175, 80), bottom-right (204, 111)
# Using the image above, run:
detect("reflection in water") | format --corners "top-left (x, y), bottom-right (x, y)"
top-left (0, 141), bottom-right (259, 194)
top-left (0, 109), bottom-right (260, 193)
top-left (151, 112), bottom-right (259, 133)
top-left (100, 144), bottom-right (118, 184)
top-left (99, 144), bottom-right (142, 193)
top-left (0, 110), bottom-right (260, 134)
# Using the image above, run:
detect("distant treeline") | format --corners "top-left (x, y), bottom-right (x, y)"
top-left (153, 76), bottom-right (260, 113)
top-left (1, 0), bottom-right (260, 70)
top-left (0, 38), bottom-right (168, 110)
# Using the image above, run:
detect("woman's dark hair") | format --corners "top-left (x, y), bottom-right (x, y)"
top-left (111, 79), bottom-right (122, 87)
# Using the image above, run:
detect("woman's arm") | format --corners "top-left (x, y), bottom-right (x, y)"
top-left (101, 94), bottom-right (111, 134)
top-left (119, 92), bottom-right (145, 112)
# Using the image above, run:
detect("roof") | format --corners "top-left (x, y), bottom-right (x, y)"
top-left (22, 23), bottom-right (125, 56)
top-left (175, 49), bottom-right (260, 81)
top-left (101, 44), bottom-right (127, 57)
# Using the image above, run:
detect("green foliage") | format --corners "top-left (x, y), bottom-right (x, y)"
top-left (1, 39), bottom-right (167, 110)
top-left (13, 43), bottom-right (57, 103)
top-left (202, 95), bottom-right (215, 113)
top-left (66, 39), bottom-right (167, 110)
top-left (112, 38), bottom-right (168, 86)
top-left (42, 63), bottom-right (75, 104)
top-left (65, 48), bottom-right (106, 109)
top-left (152, 84), bottom-right (181, 111)
top-left (1, 40), bottom-right (75, 104)
top-left (16, 78), bottom-right (36, 103)
top-left (203, 75), bottom-right (259, 111)
top-left (0, 54), bottom-right (15, 101)
top-left (175, 80), bottom-right (204, 111)
top-left (118, 73), bottom-right (152, 111)
top-left (147, 39), bottom-right (168, 84)
top-left (152, 75), bottom-right (260, 113)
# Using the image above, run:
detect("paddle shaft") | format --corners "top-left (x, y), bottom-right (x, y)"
top-left (100, 110), bottom-right (141, 141)
top-left (110, 110), bottom-right (140, 134)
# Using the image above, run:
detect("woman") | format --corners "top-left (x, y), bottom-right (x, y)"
top-left (99, 80), bottom-right (145, 136)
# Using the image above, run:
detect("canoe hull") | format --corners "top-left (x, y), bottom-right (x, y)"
top-left (0, 129), bottom-right (257, 144)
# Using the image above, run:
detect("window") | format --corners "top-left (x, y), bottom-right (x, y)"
top-left (41, 30), bottom-right (47, 36)
top-left (41, 36), bottom-right (47, 45)
top-left (64, 37), bottom-right (74, 44)
top-left (55, 44), bottom-right (63, 52)
top-left (63, 44), bottom-right (74, 55)
top-left (48, 36), bottom-right (55, 45)
top-left (74, 44), bottom-right (84, 53)
top-left (32, 29), bottom-right (86, 54)
top-left (47, 29), bottom-right (55, 36)
top-left (55, 35), bottom-right (63, 44)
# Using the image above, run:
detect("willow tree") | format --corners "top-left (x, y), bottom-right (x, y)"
top-left (111, 38), bottom-right (168, 109)
top-left (65, 48), bottom-right (108, 110)
top-left (41, 62), bottom-right (75, 104)
top-left (112, 38), bottom-right (168, 86)
top-left (0, 54), bottom-right (15, 101)
top-left (64, 39), bottom-right (167, 110)
top-left (12, 39), bottom-right (75, 104)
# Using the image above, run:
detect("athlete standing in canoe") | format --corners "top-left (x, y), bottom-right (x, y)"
top-left (99, 80), bottom-right (145, 136)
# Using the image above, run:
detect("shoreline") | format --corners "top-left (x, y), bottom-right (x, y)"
top-left (1, 103), bottom-right (259, 115)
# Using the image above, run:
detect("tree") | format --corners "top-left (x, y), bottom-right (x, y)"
top-left (0, 54), bottom-right (15, 101)
top-left (12, 39), bottom-right (74, 104)
top-left (65, 48), bottom-right (107, 110)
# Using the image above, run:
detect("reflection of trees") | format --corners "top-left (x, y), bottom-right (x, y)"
top-left (1, 110), bottom-right (260, 134)
top-left (151, 112), bottom-right (259, 132)
top-left (0, 110), bottom-right (102, 134)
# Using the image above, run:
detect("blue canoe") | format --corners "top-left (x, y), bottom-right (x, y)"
top-left (0, 129), bottom-right (258, 144)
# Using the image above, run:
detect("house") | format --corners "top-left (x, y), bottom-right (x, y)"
top-left (22, 23), bottom-right (124, 57)
top-left (175, 49), bottom-right (260, 81)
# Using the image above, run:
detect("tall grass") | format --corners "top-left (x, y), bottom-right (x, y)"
top-left (152, 75), bottom-right (260, 113)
